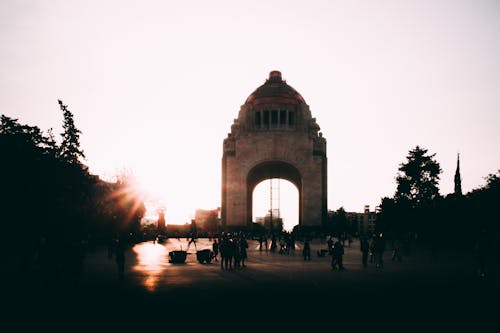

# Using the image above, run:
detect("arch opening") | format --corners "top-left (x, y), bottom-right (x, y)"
top-left (252, 179), bottom-right (299, 232)
top-left (246, 161), bottom-right (302, 229)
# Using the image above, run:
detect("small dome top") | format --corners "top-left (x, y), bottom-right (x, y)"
top-left (245, 71), bottom-right (305, 105)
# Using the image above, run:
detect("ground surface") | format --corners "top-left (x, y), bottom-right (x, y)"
top-left (2, 238), bottom-right (498, 327)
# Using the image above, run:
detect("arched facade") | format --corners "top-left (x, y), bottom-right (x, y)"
top-left (221, 71), bottom-right (327, 228)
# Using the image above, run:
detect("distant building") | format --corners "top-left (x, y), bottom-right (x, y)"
top-left (255, 209), bottom-right (283, 232)
top-left (166, 224), bottom-right (190, 237)
top-left (194, 207), bottom-right (221, 232)
top-left (157, 209), bottom-right (166, 231)
top-left (346, 205), bottom-right (377, 236)
top-left (345, 211), bottom-right (364, 235)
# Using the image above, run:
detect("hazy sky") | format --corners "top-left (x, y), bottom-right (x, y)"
top-left (1, 0), bottom-right (499, 229)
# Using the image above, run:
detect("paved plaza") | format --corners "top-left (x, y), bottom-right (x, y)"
top-left (2, 237), bottom-right (498, 323)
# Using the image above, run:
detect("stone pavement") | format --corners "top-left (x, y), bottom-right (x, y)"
top-left (3, 237), bottom-right (498, 323)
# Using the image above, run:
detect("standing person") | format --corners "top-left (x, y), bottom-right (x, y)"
top-left (220, 235), bottom-right (228, 270)
top-left (303, 240), bottom-right (311, 261)
top-left (258, 234), bottom-right (264, 252)
top-left (212, 238), bottom-right (219, 262)
top-left (327, 236), bottom-right (334, 255)
top-left (239, 236), bottom-right (248, 267)
top-left (360, 236), bottom-right (369, 268)
top-left (331, 239), bottom-right (345, 270)
top-left (270, 234), bottom-right (277, 253)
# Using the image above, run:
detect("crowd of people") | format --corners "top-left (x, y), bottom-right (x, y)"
top-left (213, 233), bottom-right (248, 270)
top-left (156, 230), bottom-right (496, 278)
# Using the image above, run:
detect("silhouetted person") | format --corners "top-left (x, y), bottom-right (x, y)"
top-left (220, 235), bottom-right (231, 270)
top-left (258, 235), bottom-right (265, 251)
top-left (239, 236), bottom-right (248, 267)
top-left (331, 239), bottom-right (345, 270)
top-left (279, 237), bottom-right (286, 254)
top-left (212, 239), bottom-right (219, 262)
top-left (327, 236), bottom-right (334, 255)
top-left (270, 234), bottom-right (277, 253)
top-left (360, 236), bottom-right (369, 268)
top-left (287, 235), bottom-right (295, 255)
top-left (303, 240), bottom-right (311, 260)
top-left (187, 234), bottom-right (197, 251)
top-left (115, 240), bottom-right (125, 281)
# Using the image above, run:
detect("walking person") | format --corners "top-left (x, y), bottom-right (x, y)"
top-left (187, 233), bottom-right (197, 251)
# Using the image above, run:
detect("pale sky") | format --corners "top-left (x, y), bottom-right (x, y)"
top-left (1, 0), bottom-right (499, 230)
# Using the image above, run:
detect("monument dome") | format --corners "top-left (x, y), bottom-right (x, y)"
top-left (245, 71), bottom-right (305, 105)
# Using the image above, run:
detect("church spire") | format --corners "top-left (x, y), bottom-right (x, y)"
top-left (454, 153), bottom-right (462, 196)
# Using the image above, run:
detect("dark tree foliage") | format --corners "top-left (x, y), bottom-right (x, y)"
top-left (378, 145), bottom-right (499, 250)
top-left (58, 99), bottom-right (85, 165)
top-left (0, 104), bottom-right (145, 260)
top-left (466, 171), bottom-right (499, 232)
top-left (395, 146), bottom-right (442, 207)
top-left (326, 207), bottom-right (350, 236)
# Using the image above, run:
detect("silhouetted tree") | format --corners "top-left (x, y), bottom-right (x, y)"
top-left (328, 207), bottom-right (349, 237)
top-left (466, 170), bottom-right (500, 233)
top-left (1, 111), bottom-right (146, 258)
top-left (58, 100), bottom-right (85, 165)
top-left (395, 146), bottom-right (442, 207)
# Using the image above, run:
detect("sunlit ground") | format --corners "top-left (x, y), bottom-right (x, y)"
top-left (132, 242), bottom-right (169, 291)
top-left (132, 238), bottom-right (213, 291)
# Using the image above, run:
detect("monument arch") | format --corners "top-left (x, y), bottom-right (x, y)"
top-left (221, 71), bottom-right (327, 228)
